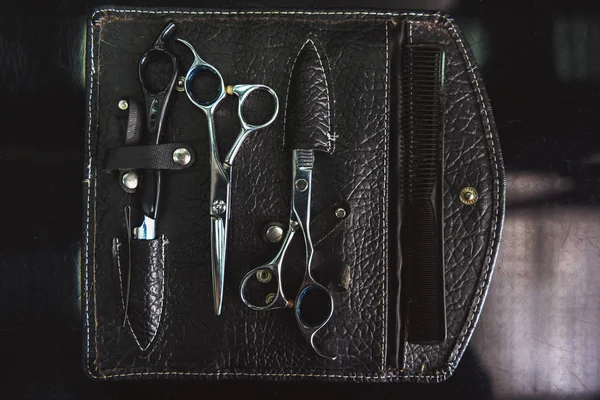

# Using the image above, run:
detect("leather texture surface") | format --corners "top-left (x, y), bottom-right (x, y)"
top-left (83, 7), bottom-right (505, 383)
top-left (104, 143), bottom-right (196, 170)
top-left (284, 39), bottom-right (334, 153)
top-left (112, 236), bottom-right (167, 352)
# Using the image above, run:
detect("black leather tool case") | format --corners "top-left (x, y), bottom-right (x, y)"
top-left (82, 6), bottom-right (506, 382)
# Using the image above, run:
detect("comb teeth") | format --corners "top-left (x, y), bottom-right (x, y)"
top-left (401, 45), bottom-right (446, 344)
top-left (295, 149), bottom-right (314, 170)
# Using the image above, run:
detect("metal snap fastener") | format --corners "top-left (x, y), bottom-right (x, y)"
top-left (118, 99), bottom-right (129, 111)
top-left (175, 76), bottom-right (185, 92)
top-left (295, 179), bottom-right (308, 192)
top-left (335, 208), bottom-right (347, 219)
top-left (211, 200), bottom-right (227, 215)
top-left (265, 293), bottom-right (276, 305)
top-left (265, 224), bottom-right (284, 243)
top-left (459, 187), bottom-right (478, 205)
top-left (256, 269), bottom-right (272, 283)
top-left (173, 148), bottom-right (192, 166)
top-left (121, 171), bottom-right (139, 190)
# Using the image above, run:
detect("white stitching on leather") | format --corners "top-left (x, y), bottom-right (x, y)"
top-left (159, 235), bottom-right (168, 343)
top-left (317, 42), bottom-right (337, 151)
top-left (310, 39), bottom-right (334, 153)
top-left (92, 8), bottom-right (399, 20)
top-left (115, 239), bottom-right (146, 351)
top-left (89, 370), bottom-right (442, 380)
top-left (115, 235), bottom-right (168, 352)
top-left (115, 239), bottom-right (124, 307)
top-left (92, 175), bottom-right (99, 373)
top-left (84, 18), bottom-right (95, 376)
top-left (442, 16), bottom-right (500, 368)
top-left (282, 39), bottom-right (307, 150)
top-left (282, 39), bottom-right (334, 152)
top-left (85, 8), bottom-right (500, 382)
top-left (402, 21), bottom-right (413, 370)
top-left (381, 21), bottom-right (389, 371)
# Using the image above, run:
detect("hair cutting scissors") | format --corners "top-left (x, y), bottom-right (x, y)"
top-left (133, 22), bottom-right (179, 240)
top-left (240, 150), bottom-right (336, 360)
top-left (178, 38), bottom-right (279, 315)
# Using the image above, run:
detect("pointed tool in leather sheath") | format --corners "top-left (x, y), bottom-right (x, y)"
top-left (284, 39), bottom-right (333, 154)
top-left (283, 39), bottom-right (337, 358)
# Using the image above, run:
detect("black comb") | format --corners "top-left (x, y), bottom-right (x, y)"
top-left (401, 44), bottom-right (446, 344)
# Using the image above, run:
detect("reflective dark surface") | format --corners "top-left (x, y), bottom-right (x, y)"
top-left (1, 0), bottom-right (599, 398)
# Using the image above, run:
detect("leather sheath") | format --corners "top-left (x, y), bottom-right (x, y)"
top-left (83, 7), bottom-right (506, 383)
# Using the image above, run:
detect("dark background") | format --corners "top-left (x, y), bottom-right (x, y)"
top-left (1, 0), bottom-right (599, 399)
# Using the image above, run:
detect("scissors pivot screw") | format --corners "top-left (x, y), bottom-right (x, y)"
top-left (121, 171), bottom-right (139, 190)
top-left (212, 200), bottom-right (227, 215)
top-left (118, 99), bottom-right (129, 111)
top-left (265, 293), bottom-right (276, 305)
top-left (173, 148), bottom-right (192, 166)
top-left (265, 224), bottom-right (285, 243)
top-left (335, 208), bottom-right (347, 219)
top-left (256, 269), bottom-right (273, 283)
top-left (295, 179), bottom-right (308, 192)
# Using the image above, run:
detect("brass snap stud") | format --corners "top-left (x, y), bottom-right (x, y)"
top-left (265, 293), bottom-right (276, 305)
top-left (175, 76), bottom-right (185, 92)
top-left (459, 187), bottom-right (478, 205)
top-left (256, 269), bottom-right (272, 284)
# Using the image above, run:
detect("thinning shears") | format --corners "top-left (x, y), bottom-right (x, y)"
top-left (240, 150), bottom-right (336, 360)
top-left (178, 39), bottom-right (279, 315)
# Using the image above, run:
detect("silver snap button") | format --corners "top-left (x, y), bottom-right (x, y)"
top-left (121, 171), bottom-right (139, 190)
top-left (118, 99), bottom-right (129, 111)
top-left (265, 224), bottom-right (284, 243)
top-left (335, 208), bottom-right (347, 219)
top-left (173, 147), bottom-right (192, 166)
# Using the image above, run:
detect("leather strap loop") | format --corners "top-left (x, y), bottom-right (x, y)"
top-left (103, 143), bottom-right (196, 171)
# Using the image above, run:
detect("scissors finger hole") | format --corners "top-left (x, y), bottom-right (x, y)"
top-left (139, 50), bottom-right (176, 94)
top-left (239, 87), bottom-right (278, 128)
top-left (296, 285), bottom-right (333, 328)
top-left (188, 67), bottom-right (223, 106)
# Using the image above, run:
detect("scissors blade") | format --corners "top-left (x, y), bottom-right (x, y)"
top-left (133, 215), bottom-right (156, 240)
top-left (210, 160), bottom-right (231, 315)
top-left (211, 215), bottom-right (226, 315)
